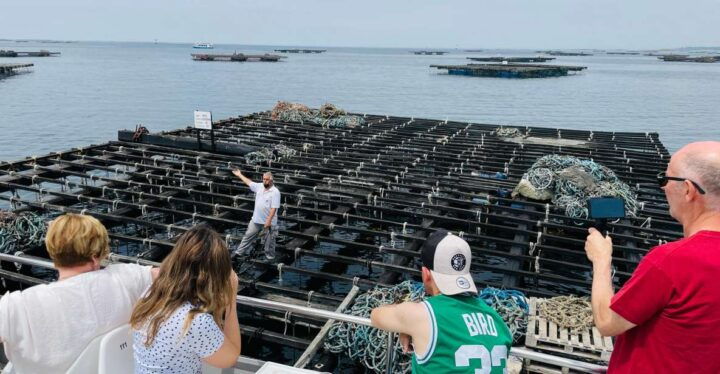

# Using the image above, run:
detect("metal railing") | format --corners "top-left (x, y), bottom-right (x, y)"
top-left (0, 252), bottom-right (607, 373)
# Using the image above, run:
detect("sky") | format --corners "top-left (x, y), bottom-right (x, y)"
top-left (1, 0), bottom-right (719, 49)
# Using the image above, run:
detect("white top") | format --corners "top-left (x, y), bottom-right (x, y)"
top-left (250, 182), bottom-right (281, 226)
top-left (133, 302), bottom-right (224, 374)
top-left (0, 263), bottom-right (153, 374)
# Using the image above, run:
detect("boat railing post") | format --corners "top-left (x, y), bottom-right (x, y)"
top-left (385, 332), bottom-right (396, 374)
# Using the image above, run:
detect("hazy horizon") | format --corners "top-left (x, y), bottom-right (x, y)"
top-left (2, 38), bottom-right (718, 52)
top-left (2, 0), bottom-right (718, 50)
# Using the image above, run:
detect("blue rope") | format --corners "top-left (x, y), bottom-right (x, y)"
top-left (478, 287), bottom-right (529, 343)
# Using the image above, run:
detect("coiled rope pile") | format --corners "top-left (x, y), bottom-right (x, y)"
top-left (479, 287), bottom-right (529, 343)
top-left (325, 282), bottom-right (530, 372)
top-left (537, 295), bottom-right (593, 333)
top-left (0, 211), bottom-right (47, 254)
top-left (270, 101), bottom-right (364, 129)
top-left (244, 144), bottom-right (297, 166)
top-left (325, 281), bottom-right (425, 373)
top-left (491, 127), bottom-right (523, 138)
top-left (513, 155), bottom-right (637, 218)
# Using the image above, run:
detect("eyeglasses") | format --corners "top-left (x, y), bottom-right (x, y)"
top-left (657, 172), bottom-right (706, 194)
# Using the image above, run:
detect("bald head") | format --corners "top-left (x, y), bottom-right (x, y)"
top-left (671, 141), bottom-right (720, 198)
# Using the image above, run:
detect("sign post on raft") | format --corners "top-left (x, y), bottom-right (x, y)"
top-left (193, 110), bottom-right (215, 152)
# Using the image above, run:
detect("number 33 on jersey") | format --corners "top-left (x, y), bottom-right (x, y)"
top-left (412, 294), bottom-right (513, 374)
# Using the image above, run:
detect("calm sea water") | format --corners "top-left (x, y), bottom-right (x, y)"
top-left (1, 41), bottom-right (719, 161)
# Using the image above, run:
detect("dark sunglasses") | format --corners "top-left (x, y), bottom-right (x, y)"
top-left (657, 172), bottom-right (706, 194)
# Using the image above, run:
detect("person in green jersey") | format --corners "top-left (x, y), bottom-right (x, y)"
top-left (371, 229), bottom-right (513, 373)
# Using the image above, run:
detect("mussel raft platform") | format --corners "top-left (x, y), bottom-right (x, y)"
top-left (467, 57), bottom-right (556, 63)
top-left (274, 49), bottom-right (327, 54)
top-left (191, 53), bottom-right (285, 62)
top-left (432, 63), bottom-right (587, 78)
top-left (0, 112), bottom-right (681, 370)
top-left (0, 63), bottom-right (33, 77)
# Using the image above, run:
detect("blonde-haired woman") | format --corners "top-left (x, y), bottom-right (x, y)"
top-left (0, 213), bottom-right (158, 374)
top-left (131, 224), bottom-right (241, 373)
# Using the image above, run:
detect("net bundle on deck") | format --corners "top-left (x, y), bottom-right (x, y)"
top-left (270, 101), bottom-right (364, 129)
top-left (0, 210), bottom-right (47, 254)
top-left (491, 126), bottom-right (523, 138)
top-left (244, 144), bottom-right (297, 166)
top-left (512, 155), bottom-right (638, 218)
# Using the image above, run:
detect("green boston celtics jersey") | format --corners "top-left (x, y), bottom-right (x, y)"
top-left (411, 294), bottom-right (512, 374)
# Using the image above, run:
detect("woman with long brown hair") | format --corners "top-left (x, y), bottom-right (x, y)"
top-left (130, 225), bottom-right (241, 373)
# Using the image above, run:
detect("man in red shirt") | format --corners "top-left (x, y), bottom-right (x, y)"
top-left (585, 141), bottom-right (720, 373)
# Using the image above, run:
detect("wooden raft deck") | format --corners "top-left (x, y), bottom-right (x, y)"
top-left (431, 63), bottom-right (587, 78)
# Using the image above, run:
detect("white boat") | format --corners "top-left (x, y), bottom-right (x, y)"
top-left (193, 42), bottom-right (214, 49)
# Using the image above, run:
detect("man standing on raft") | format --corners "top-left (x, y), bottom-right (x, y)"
top-left (232, 169), bottom-right (281, 261)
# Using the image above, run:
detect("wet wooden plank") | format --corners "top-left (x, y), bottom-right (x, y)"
top-left (526, 316), bottom-right (538, 346)
top-left (592, 327), bottom-right (603, 347)
top-left (582, 330), bottom-right (592, 348)
top-left (548, 321), bottom-right (558, 341)
top-left (538, 317), bottom-right (548, 339)
top-left (604, 335), bottom-right (614, 350)
top-left (559, 327), bottom-right (569, 343)
top-left (569, 333), bottom-right (580, 349)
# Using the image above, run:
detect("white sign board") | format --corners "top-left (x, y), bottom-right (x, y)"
top-left (194, 110), bottom-right (213, 130)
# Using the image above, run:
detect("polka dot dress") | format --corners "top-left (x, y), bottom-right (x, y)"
top-left (133, 302), bottom-right (224, 373)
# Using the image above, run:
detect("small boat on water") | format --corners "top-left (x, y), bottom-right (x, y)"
top-left (192, 42), bottom-right (213, 49)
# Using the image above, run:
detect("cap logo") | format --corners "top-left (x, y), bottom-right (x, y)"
top-left (451, 254), bottom-right (466, 271)
top-left (456, 277), bottom-right (471, 289)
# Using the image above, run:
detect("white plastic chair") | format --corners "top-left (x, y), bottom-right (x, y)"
top-left (98, 324), bottom-right (134, 374)
top-left (201, 364), bottom-right (222, 374)
top-left (66, 331), bottom-right (105, 373)
top-left (3, 327), bottom-right (230, 374)
top-left (1, 331), bottom-right (105, 374)
top-left (0, 362), bottom-right (14, 374)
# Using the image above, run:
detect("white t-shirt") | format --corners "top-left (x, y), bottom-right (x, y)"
top-left (133, 302), bottom-right (224, 374)
top-left (250, 182), bottom-right (281, 226)
top-left (0, 263), bottom-right (152, 374)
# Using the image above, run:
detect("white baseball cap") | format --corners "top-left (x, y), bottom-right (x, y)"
top-left (421, 230), bottom-right (477, 295)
